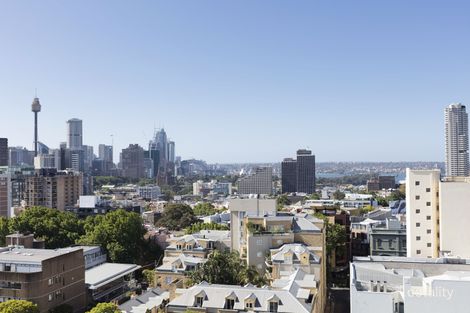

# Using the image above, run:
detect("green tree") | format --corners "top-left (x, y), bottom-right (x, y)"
top-left (188, 251), bottom-right (266, 287)
top-left (332, 190), bottom-right (346, 200)
top-left (359, 205), bottom-right (375, 215)
top-left (142, 269), bottom-right (156, 288)
top-left (192, 203), bottom-right (216, 216)
top-left (387, 189), bottom-right (406, 201)
top-left (156, 204), bottom-right (199, 230)
top-left (326, 223), bottom-right (347, 255)
top-left (0, 300), bottom-right (39, 313)
top-left (0, 216), bottom-right (11, 246)
top-left (79, 209), bottom-right (146, 263)
top-left (184, 222), bottom-right (229, 235)
top-left (10, 207), bottom-right (84, 249)
top-left (86, 303), bottom-right (120, 313)
top-left (276, 195), bottom-right (291, 209)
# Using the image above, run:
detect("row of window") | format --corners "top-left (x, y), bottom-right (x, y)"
top-left (195, 296), bottom-right (279, 312)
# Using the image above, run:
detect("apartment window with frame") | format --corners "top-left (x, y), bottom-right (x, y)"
top-left (416, 209), bottom-right (420, 214)
top-left (416, 223), bottom-right (420, 227)
top-left (416, 250), bottom-right (421, 255)
top-left (426, 202), bottom-right (431, 206)
top-left (415, 195), bottom-right (420, 200)
top-left (427, 229), bottom-right (431, 234)
top-left (427, 243), bottom-right (432, 247)
top-left (416, 236), bottom-right (421, 241)
top-left (426, 188), bottom-right (431, 192)
top-left (426, 216), bottom-right (431, 220)
top-left (415, 181), bottom-right (420, 186)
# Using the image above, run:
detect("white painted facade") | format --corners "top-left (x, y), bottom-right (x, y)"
top-left (406, 169), bottom-right (440, 258)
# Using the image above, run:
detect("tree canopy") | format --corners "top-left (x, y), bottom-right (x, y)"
top-left (9, 206), bottom-right (85, 249)
top-left (192, 203), bottom-right (216, 216)
top-left (0, 207), bottom-right (161, 266)
top-left (0, 300), bottom-right (39, 313)
top-left (86, 303), bottom-right (120, 313)
top-left (79, 209), bottom-right (147, 263)
top-left (156, 204), bottom-right (199, 230)
top-left (188, 250), bottom-right (267, 287)
top-left (184, 222), bottom-right (229, 235)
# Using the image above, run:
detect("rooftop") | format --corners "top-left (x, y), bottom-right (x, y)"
top-left (0, 247), bottom-right (82, 264)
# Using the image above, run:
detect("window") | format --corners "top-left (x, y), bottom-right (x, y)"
top-left (416, 223), bottom-right (421, 227)
top-left (377, 239), bottom-right (383, 248)
top-left (415, 181), bottom-right (420, 186)
top-left (416, 250), bottom-right (421, 255)
top-left (195, 296), bottom-right (204, 307)
top-left (225, 298), bottom-right (235, 309)
top-left (48, 294), bottom-right (53, 302)
top-left (246, 302), bottom-right (254, 309)
top-left (426, 188), bottom-right (431, 192)
top-left (416, 209), bottom-right (420, 214)
top-left (427, 229), bottom-right (431, 234)
top-left (269, 301), bottom-right (279, 313)
top-left (426, 202), bottom-right (431, 206)
top-left (426, 216), bottom-right (431, 220)
top-left (427, 243), bottom-right (432, 247)
top-left (48, 278), bottom-right (53, 286)
top-left (4, 265), bottom-right (11, 272)
top-left (415, 195), bottom-right (420, 200)
top-left (416, 236), bottom-right (421, 241)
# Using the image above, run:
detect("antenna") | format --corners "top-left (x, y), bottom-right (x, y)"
top-left (35, 88), bottom-right (38, 98)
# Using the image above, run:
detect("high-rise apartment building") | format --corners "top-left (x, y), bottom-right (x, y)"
top-left (281, 149), bottom-right (316, 194)
top-left (445, 103), bottom-right (469, 177)
top-left (0, 138), bottom-right (8, 166)
top-left (0, 173), bottom-right (12, 218)
top-left (237, 167), bottom-right (273, 195)
top-left (406, 169), bottom-right (440, 258)
top-left (25, 169), bottom-right (83, 211)
top-left (121, 144), bottom-right (145, 179)
top-left (9, 147), bottom-right (34, 167)
top-left (67, 118), bottom-right (83, 150)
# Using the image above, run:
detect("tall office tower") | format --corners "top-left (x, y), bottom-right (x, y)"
top-left (296, 149), bottom-right (316, 194)
top-left (149, 128), bottom-right (168, 164)
top-left (121, 144), bottom-right (145, 179)
top-left (67, 118), bottom-right (83, 150)
top-left (31, 97), bottom-right (41, 157)
top-left (237, 167), bottom-right (273, 195)
top-left (406, 169), bottom-right (440, 258)
top-left (168, 141), bottom-right (175, 163)
top-left (82, 145), bottom-right (94, 171)
top-left (37, 141), bottom-right (49, 155)
top-left (98, 144), bottom-right (113, 163)
top-left (445, 103), bottom-right (469, 177)
top-left (0, 138), bottom-right (8, 166)
top-left (8, 147), bottom-right (34, 167)
top-left (25, 169), bottom-right (83, 211)
top-left (281, 158), bottom-right (297, 193)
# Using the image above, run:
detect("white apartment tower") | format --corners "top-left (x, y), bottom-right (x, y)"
top-left (406, 169), bottom-right (440, 258)
top-left (445, 103), bottom-right (469, 177)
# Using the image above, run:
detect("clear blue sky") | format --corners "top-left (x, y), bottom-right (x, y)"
top-left (0, 0), bottom-right (469, 163)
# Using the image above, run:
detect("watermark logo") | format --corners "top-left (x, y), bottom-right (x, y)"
top-left (406, 286), bottom-right (454, 301)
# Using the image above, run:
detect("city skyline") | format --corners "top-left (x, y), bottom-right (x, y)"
top-left (1, 1), bottom-right (470, 163)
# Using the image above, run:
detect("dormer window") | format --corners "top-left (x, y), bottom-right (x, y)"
top-left (225, 291), bottom-right (237, 309)
top-left (246, 302), bottom-right (254, 309)
top-left (194, 290), bottom-right (206, 307)
top-left (195, 296), bottom-right (204, 307)
top-left (186, 244), bottom-right (193, 250)
top-left (269, 301), bottom-right (279, 312)
top-left (225, 298), bottom-right (235, 309)
top-left (176, 244), bottom-right (182, 250)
